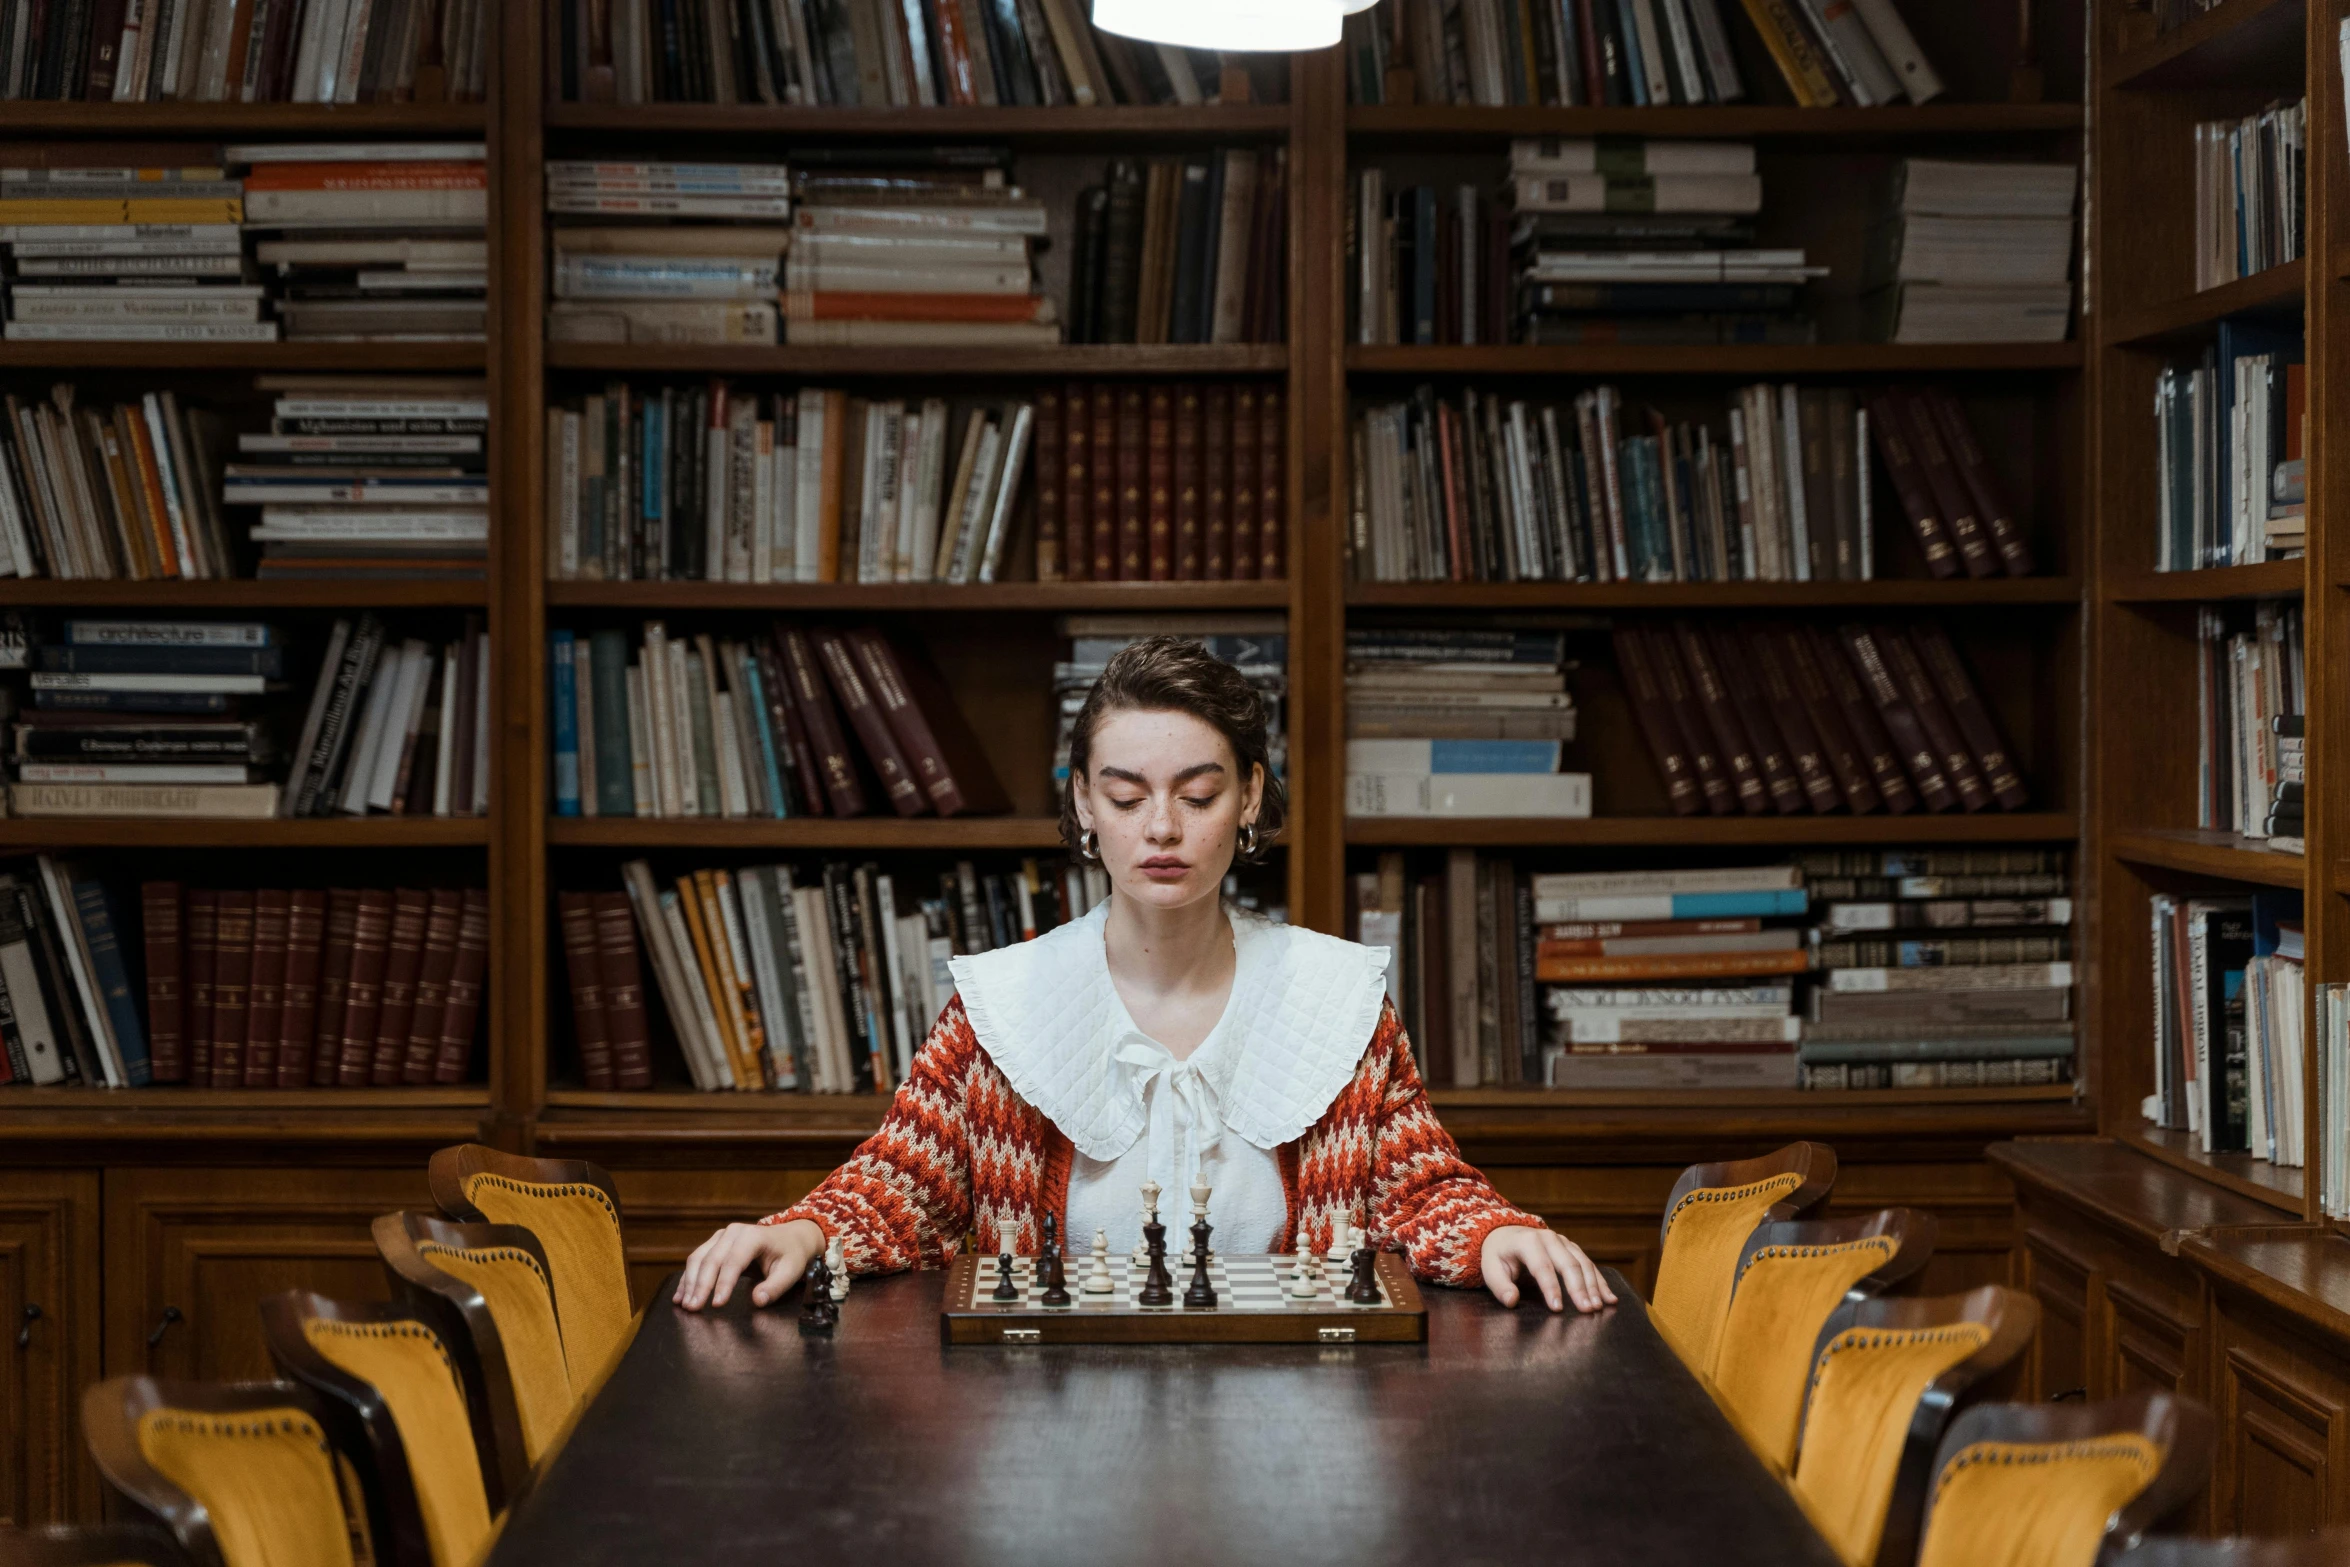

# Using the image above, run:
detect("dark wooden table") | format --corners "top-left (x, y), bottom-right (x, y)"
top-left (486, 1266), bottom-right (1842, 1566)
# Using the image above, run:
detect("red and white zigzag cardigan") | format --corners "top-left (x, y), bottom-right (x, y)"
top-left (766, 994), bottom-right (1544, 1286)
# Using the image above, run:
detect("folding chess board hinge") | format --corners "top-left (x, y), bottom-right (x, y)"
top-left (1000, 1327), bottom-right (1041, 1344)
top-left (1318, 1326), bottom-right (1356, 1343)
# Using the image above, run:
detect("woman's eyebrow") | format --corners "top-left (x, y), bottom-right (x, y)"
top-left (1097, 762), bottom-right (1229, 785)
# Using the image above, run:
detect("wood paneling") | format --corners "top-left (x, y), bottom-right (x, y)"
top-left (2208, 1308), bottom-right (2350, 1534)
top-left (0, 1173), bottom-right (99, 1527)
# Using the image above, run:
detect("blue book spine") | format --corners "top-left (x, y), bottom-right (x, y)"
top-left (1614, 0), bottom-right (1648, 104)
top-left (550, 631), bottom-right (581, 816)
top-left (1428, 740), bottom-right (1562, 772)
top-left (643, 400), bottom-right (666, 531)
top-left (1672, 889), bottom-right (1811, 918)
top-left (70, 880), bottom-right (150, 1086)
top-left (742, 657), bottom-right (791, 818)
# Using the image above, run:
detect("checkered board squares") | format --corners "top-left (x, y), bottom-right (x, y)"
top-left (957, 1254), bottom-right (1393, 1312)
top-left (941, 1251), bottom-right (1428, 1344)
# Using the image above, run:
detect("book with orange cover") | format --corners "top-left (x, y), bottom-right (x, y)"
top-left (779, 292), bottom-right (1052, 323)
top-left (1534, 949), bottom-right (1813, 982)
top-left (676, 872), bottom-right (751, 1087)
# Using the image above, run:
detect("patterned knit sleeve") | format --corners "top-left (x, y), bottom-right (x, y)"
top-left (762, 996), bottom-right (981, 1275)
top-left (1366, 1000), bottom-right (1548, 1286)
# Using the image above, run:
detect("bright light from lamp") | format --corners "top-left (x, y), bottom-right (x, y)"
top-left (1091, 0), bottom-right (1341, 52)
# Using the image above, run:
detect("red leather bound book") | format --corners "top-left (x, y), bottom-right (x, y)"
top-left (371, 889), bottom-right (430, 1085)
top-left (752, 634), bottom-right (828, 816)
top-left (1703, 624), bottom-right (1806, 814)
top-left (1173, 383), bottom-right (1203, 580)
top-left (1116, 385), bottom-right (1147, 581)
top-left (185, 889), bottom-right (218, 1085)
top-left (1610, 627), bottom-right (1703, 816)
top-left (242, 890), bottom-right (290, 1088)
top-left (1061, 381), bottom-right (1092, 583)
top-left (1640, 625), bottom-right (1737, 816)
top-left (1742, 625), bottom-right (1845, 813)
top-left (337, 889), bottom-right (394, 1087)
top-left (559, 891), bottom-right (615, 1091)
top-left (140, 882), bottom-right (185, 1083)
top-left (277, 889), bottom-right (326, 1089)
top-left (812, 627), bottom-right (927, 817)
top-left (1775, 626), bottom-right (1883, 814)
top-left (844, 627), bottom-right (1011, 816)
top-left (776, 627), bottom-right (870, 817)
top-left (1033, 388), bottom-right (1065, 582)
top-left (593, 891), bottom-right (655, 1090)
top-left (1229, 384), bottom-right (1259, 581)
top-left (1090, 385), bottom-right (1118, 580)
top-left (433, 889), bottom-right (490, 1085)
top-left (1669, 621), bottom-right (1769, 815)
top-left (403, 889), bottom-right (463, 1084)
top-left (1798, 624), bottom-right (1914, 813)
top-left (1202, 382), bottom-right (1232, 579)
top-left (1836, 624), bottom-right (1958, 811)
top-left (1875, 624), bottom-right (1994, 812)
top-left (1576, 0), bottom-right (1606, 106)
top-left (1892, 388), bottom-right (1999, 579)
top-left (1146, 383), bottom-right (1175, 581)
top-left (1925, 389), bottom-right (2035, 577)
top-left (314, 888), bottom-right (362, 1086)
top-left (208, 890), bottom-right (254, 1089)
top-left (1908, 622), bottom-right (2031, 810)
top-left (1258, 385), bottom-right (1284, 579)
top-left (1862, 390), bottom-right (1962, 579)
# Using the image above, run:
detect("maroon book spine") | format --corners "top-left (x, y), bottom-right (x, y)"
top-left (1146, 383), bottom-right (1175, 581)
top-left (844, 628), bottom-right (969, 816)
top-left (208, 890), bottom-right (254, 1089)
top-left (1032, 387), bottom-right (1064, 582)
top-left (777, 627), bottom-right (869, 817)
top-left (433, 889), bottom-right (489, 1085)
top-left (1229, 384), bottom-right (1259, 581)
top-left (811, 627), bottom-right (926, 817)
top-left (277, 889), bottom-right (326, 1089)
top-left (1874, 623), bottom-right (1992, 812)
top-left (371, 889), bottom-right (430, 1085)
top-left (314, 888), bottom-right (361, 1086)
top-left (1836, 624), bottom-right (1957, 811)
top-left (594, 891), bottom-right (656, 1090)
top-left (1894, 388), bottom-right (1999, 579)
top-left (1776, 627), bottom-right (1884, 813)
top-left (1863, 390), bottom-right (1961, 579)
top-left (185, 889), bottom-right (218, 1085)
top-left (1640, 625), bottom-right (1737, 816)
top-left (403, 889), bottom-right (464, 1084)
top-left (140, 882), bottom-right (185, 1084)
top-left (1116, 384), bottom-right (1146, 581)
top-left (1909, 622), bottom-right (2031, 810)
top-left (1610, 627), bottom-right (1702, 816)
top-left (337, 889), bottom-right (394, 1087)
top-left (242, 890), bottom-right (289, 1088)
top-left (1173, 382), bottom-right (1203, 580)
top-left (1061, 380), bottom-right (1091, 583)
top-left (1799, 624), bottom-right (1913, 813)
top-left (1090, 384), bottom-right (1118, 580)
top-left (1703, 624), bottom-right (1806, 815)
top-left (1202, 382), bottom-right (1232, 580)
top-left (1670, 621), bottom-right (1770, 815)
top-left (1926, 388), bottom-right (2036, 577)
top-left (752, 633), bottom-right (828, 817)
top-left (1258, 384), bottom-right (1284, 580)
top-left (1743, 625), bottom-right (1845, 813)
top-left (560, 891), bottom-right (615, 1091)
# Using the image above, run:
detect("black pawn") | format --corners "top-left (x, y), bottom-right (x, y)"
top-left (1137, 1216), bottom-right (1173, 1306)
top-left (1183, 1216), bottom-right (1217, 1309)
top-left (799, 1255), bottom-right (838, 1334)
top-left (992, 1251), bottom-right (1020, 1303)
top-left (1039, 1215), bottom-right (1071, 1307)
top-left (1345, 1243), bottom-right (1381, 1305)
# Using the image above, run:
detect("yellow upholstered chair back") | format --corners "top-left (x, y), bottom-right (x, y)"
top-left (415, 1241), bottom-right (572, 1463)
top-left (430, 1146), bottom-right (633, 1391)
top-left (1649, 1142), bottom-right (1835, 1372)
top-left (1790, 1286), bottom-right (2038, 1567)
top-left (1914, 1391), bottom-right (2213, 1567)
top-left (294, 1317), bottom-right (492, 1567)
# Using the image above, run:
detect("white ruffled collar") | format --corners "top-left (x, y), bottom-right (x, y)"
top-left (948, 901), bottom-right (1391, 1162)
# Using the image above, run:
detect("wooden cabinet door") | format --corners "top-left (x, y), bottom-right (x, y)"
top-left (0, 1171), bottom-right (99, 1526)
top-left (104, 1167), bottom-right (433, 1385)
top-left (2209, 1307), bottom-right (2350, 1536)
top-left (2018, 1220), bottom-right (2094, 1403)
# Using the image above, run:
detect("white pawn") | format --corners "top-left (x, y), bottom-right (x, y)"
top-left (1083, 1228), bottom-right (1117, 1295)
top-left (1288, 1240), bottom-right (1321, 1299)
top-left (826, 1237), bottom-right (849, 1302)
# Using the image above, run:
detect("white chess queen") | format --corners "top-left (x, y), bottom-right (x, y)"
top-left (677, 637), bottom-right (1616, 1317)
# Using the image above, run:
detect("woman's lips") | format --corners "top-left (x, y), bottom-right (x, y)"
top-left (1139, 857), bottom-right (1189, 879)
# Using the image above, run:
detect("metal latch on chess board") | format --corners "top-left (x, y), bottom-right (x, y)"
top-left (1318, 1327), bottom-right (1356, 1343)
top-left (1000, 1327), bottom-right (1041, 1344)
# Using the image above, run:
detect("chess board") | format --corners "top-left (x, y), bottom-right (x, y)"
top-left (940, 1251), bottom-right (1427, 1345)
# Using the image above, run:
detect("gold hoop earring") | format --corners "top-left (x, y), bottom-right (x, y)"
top-left (1238, 822), bottom-right (1259, 859)
top-left (1079, 830), bottom-right (1099, 861)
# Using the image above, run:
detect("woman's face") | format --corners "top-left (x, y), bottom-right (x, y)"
top-left (1073, 707), bottom-right (1264, 913)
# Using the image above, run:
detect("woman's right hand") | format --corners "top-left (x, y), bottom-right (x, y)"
top-left (674, 1217), bottom-right (827, 1311)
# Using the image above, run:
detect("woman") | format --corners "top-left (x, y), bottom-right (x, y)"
top-left (676, 637), bottom-right (1615, 1316)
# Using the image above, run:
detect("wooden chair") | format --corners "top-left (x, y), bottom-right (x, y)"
top-left (374, 1209), bottom-right (572, 1491)
top-left (1707, 1207), bottom-right (1937, 1473)
top-left (1788, 1285), bottom-right (2041, 1567)
top-left (80, 1376), bottom-right (375, 1567)
top-left (2115, 1531), bottom-right (2350, 1564)
top-left (258, 1290), bottom-right (494, 1567)
top-left (1649, 1141), bottom-right (1836, 1372)
top-left (429, 1144), bottom-right (634, 1390)
top-left (0, 1524), bottom-right (194, 1567)
top-left (1912, 1390), bottom-right (2214, 1567)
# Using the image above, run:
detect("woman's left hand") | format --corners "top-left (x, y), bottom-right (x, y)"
top-left (1480, 1225), bottom-right (1617, 1313)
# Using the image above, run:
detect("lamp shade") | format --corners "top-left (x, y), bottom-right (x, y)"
top-left (1091, 0), bottom-right (1341, 52)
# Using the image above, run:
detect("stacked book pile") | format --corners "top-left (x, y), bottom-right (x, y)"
top-left (136, 880), bottom-right (490, 1089)
top-left (2155, 318), bottom-right (2304, 571)
top-left (1037, 381), bottom-right (1283, 582)
top-left (589, 854), bottom-right (1109, 1094)
top-left (2194, 99), bottom-right (2305, 290)
top-left (548, 621), bottom-right (1010, 821)
top-left (10, 619), bottom-right (284, 819)
top-left (2269, 714), bottom-right (2304, 852)
top-left (0, 161), bottom-right (265, 343)
top-left (279, 612), bottom-right (490, 819)
top-left (1344, 629), bottom-right (1585, 819)
top-left (240, 144), bottom-right (489, 341)
top-left (236, 378), bottom-right (490, 579)
top-left (1065, 151), bottom-right (1288, 346)
top-left (2195, 601), bottom-right (2303, 844)
top-left (547, 160), bottom-right (792, 347)
top-left (0, 0), bottom-right (491, 102)
top-left (0, 383), bottom-right (233, 580)
top-left (1800, 848), bottom-right (2075, 1091)
top-left (1614, 618), bottom-right (2030, 818)
top-left (2153, 890), bottom-right (2301, 1167)
top-left (1053, 616), bottom-right (1286, 795)
top-left (1866, 158), bottom-right (2077, 344)
top-left (0, 854), bottom-right (151, 1086)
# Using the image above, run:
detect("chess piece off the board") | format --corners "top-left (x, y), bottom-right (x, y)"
top-left (826, 1237), bottom-right (849, 1301)
top-left (798, 1254), bottom-right (838, 1334)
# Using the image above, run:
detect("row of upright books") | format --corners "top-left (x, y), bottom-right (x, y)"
top-left (1351, 848), bottom-right (2073, 1090)
top-left (552, 0), bottom-right (1282, 105)
top-left (0, 0), bottom-right (491, 102)
top-left (1343, 0), bottom-right (1946, 108)
top-left (2155, 319), bottom-right (2305, 572)
top-left (2151, 892), bottom-right (2302, 1167)
top-left (2197, 602), bottom-right (2303, 847)
top-left (1345, 632), bottom-right (1585, 819)
top-left (1068, 152), bottom-right (1287, 347)
top-left (2193, 100), bottom-right (2305, 293)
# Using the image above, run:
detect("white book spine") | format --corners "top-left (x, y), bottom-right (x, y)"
top-left (751, 419), bottom-right (775, 585)
top-left (625, 663), bottom-right (654, 816)
top-left (1848, 0), bottom-right (1943, 102)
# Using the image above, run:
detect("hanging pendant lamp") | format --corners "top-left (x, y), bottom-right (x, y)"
top-left (1092, 0), bottom-right (1344, 53)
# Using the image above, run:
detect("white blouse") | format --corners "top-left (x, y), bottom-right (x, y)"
top-left (948, 900), bottom-right (1391, 1258)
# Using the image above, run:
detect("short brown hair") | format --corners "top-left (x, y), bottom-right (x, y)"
top-left (1059, 635), bottom-right (1285, 864)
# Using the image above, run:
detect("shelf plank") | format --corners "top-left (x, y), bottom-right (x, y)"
top-left (2107, 828), bottom-right (2305, 888)
top-left (2109, 0), bottom-right (2307, 90)
top-left (0, 580), bottom-right (487, 609)
top-left (2105, 560), bottom-right (2305, 601)
top-left (0, 342), bottom-right (487, 372)
top-left (542, 104), bottom-right (1293, 141)
top-left (548, 580), bottom-right (1291, 611)
top-left (1346, 811), bottom-right (2080, 847)
top-left (547, 817), bottom-right (1069, 850)
top-left (0, 818), bottom-right (489, 849)
top-left (2104, 258), bottom-right (2306, 347)
top-left (0, 1085), bottom-right (491, 1145)
top-left (545, 344), bottom-right (1284, 377)
top-left (1346, 578), bottom-right (2081, 609)
top-left (0, 103), bottom-right (489, 135)
top-left (1347, 104), bottom-right (2085, 143)
top-left (1346, 344), bottom-right (2084, 376)
top-left (2127, 1125), bottom-right (2304, 1213)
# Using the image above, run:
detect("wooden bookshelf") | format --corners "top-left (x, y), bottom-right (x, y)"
top-left (1345, 579), bottom-right (2083, 609)
top-left (0, 343), bottom-right (489, 372)
top-left (0, 103), bottom-right (490, 135)
top-left (546, 581), bottom-right (1291, 611)
top-left (1345, 103), bottom-right (2085, 143)
top-left (2104, 257), bottom-right (2308, 347)
top-left (540, 103), bottom-right (1295, 141)
top-left (542, 344), bottom-right (1288, 377)
top-left (545, 817), bottom-right (1070, 850)
top-left (0, 820), bottom-right (492, 849)
top-left (2107, 0), bottom-right (2307, 90)
top-left (0, 581), bottom-right (489, 609)
top-left (2103, 559), bottom-right (2306, 601)
top-left (1344, 343), bottom-right (2087, 375)
top-left (2107, 828), bottom-right (2308, 889)
top-left (1345, 812), bottom-right (2081, 848)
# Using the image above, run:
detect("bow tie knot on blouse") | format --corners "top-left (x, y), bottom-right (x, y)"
top-left (1111, 1036), bottom-right (1228, 1188)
